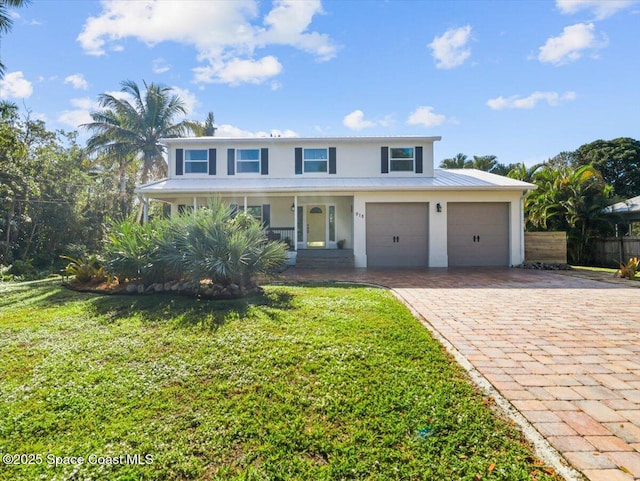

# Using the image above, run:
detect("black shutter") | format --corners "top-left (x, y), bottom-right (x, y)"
top-left (261, 148), bottom-right (269, 175)
top-left (381, 146), bottom-right (389, 174)
top-left (415, 146), bottom-right (423, 174)
top-left (295, 147), bottom-right (303, 174)
top-left (227, 148), bottom-right (235, 176)
top-left (176, 148), bottom-right (184, 175)
top-left (329, 147), bottom-right (336, 174)
top-left (262, 204), bottom-right (270, 227)
top-left (208, 148), bottom-right (216, 175)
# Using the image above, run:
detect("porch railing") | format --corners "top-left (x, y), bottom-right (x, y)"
top-left (266, 227), bottom-right (295, 250)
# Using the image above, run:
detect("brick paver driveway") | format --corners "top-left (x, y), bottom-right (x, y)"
top-left (281, 267), bottom-right (640, 481)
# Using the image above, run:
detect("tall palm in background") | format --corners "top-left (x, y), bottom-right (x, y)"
top-left (83, 80), bottom-right (197, 185)
top-left (439, 153), bottom-right (471, 169)
top-left (0, 0), bottom-right (29, 78)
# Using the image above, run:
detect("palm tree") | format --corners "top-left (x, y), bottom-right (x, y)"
top-left (439, 153), bottom-right (471, 169)
top-left (471, 155), bottom-right (498, 172)
top-left (524, 164), bottom-right (613, 263)
top-left (0, 0), bottom-right (29, 78)
top-left (83, 80), bottom-right (197, 185)
top-left (192, 111), bottom-right (217, 137)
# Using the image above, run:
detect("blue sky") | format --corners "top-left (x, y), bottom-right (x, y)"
top-left (2, 0), bottom-right (639, 166)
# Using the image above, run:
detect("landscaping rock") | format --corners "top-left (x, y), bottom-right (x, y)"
top-left (126, 283), bottom-right (138, 294)
top-left (154, 283), bottom-right (164, 292)
top-left (138, 284), bottom-right (146, 294)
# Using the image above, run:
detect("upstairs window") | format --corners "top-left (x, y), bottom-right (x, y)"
top-left (236, 149), bottom-right (260, 173)
top-left (304, 148), bottom-right (328, 173)
top-left (390, 147), bottom-right (414, 172)
top-left (185, 149), bottom-right (208, 173)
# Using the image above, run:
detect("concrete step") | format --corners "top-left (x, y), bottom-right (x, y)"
top-left (294, 249), bottom-right (355, 269)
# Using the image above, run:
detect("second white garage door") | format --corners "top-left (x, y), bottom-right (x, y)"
top-left (447, 202), bottom-right (510, 266)
top-left (366, 203), bottom-right (429, 267)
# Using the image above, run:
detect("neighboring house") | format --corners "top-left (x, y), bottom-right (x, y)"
top-left (136, 136), bottom-right (535, 268)
top-left (604, 194), bottom-right (640, 236)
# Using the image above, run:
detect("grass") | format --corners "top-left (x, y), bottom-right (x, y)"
top-left (0, 280), bottom-right (560, 480)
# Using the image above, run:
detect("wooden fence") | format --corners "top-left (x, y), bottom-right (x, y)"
top-left (592, 237), bottom-right (640, 267)
top-left (524, 232), bottom-right (567, 264)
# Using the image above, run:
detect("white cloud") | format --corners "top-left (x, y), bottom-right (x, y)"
top-left (556, 0), bottom-right (635, 19)
top-left (215, 124), bottom-right (298, 138)
top-left (58, 97), bottom-right (98, 128)
top-left (194, 56), bottom-right (283, 85)
top-left (428, 25), bottom-right (472, 69)
top-left (64, 73), bottom-right (89, 90)
top-left (486, 91), bottom-right (577, 110)
top-left (407, 106), bottom-right (446, 127)
top-left (152, 58), bottom-right (171, 74)
top-left (343, 110), bottom-right (376, 130)
top-left (0, 71), bottom-right (33, 99)
top-left (538, 23), bottom-right (608, 65)
top-left (170, 86), bottom-right (198, 115)
top-left (77, 0), bottom-right (336, 85)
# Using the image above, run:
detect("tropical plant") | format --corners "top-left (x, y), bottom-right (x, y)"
top-left (615, 257), bottom-right (638, 280)
top-left (83, 80), bottom-right (198, 185)
top-left (61, 255), bottom-right (106, 283)
top-left (192, 111), bottom-right (217, 137)
top-left (524, 164), bottom-right (614, 264)
top-left (439, 153), bottom-right (472, 169)
top-left (156, 202), bottom-right (287, 288)
top-left (102, 218), bottom-right (172, 284)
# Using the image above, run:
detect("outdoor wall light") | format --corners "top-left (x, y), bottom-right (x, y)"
top-left (291, 203), bottom-right (295, 211)
top-left (436, 203), bottom-right (442, 213)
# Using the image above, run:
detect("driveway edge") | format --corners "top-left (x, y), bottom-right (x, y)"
top-left (391, 289), bottom-right (586, 481)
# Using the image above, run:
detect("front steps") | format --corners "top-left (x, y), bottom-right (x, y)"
top-left (294, 249), bottom-right (355, 269)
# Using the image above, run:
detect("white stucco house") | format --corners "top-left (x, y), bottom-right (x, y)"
top-left (136, 136), bottom-right (535, 268)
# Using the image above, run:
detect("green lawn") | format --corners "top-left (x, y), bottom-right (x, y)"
top-left (0, 281), bottom-right (560, 480)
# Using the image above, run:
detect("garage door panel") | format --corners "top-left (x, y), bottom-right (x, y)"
top-left (447, 203), bottom-right (509, 267)
top-left (366, 203), bottom-right (428, 268)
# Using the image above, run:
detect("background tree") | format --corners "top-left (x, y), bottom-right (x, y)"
top-left (524, 164), bottom-right (613, 264)
top-left (83, 80), bottom-right (198, 185)
top-left (439, 153), bottom-right (471, 169)
top-left (572, 138), bottom-right (640, 199)
top-left (471, 155), bottom-right (498, 172)
top-left (0, 0), bottom-right (29, 78)
top-left (193, 111), bottom-right (217, 137)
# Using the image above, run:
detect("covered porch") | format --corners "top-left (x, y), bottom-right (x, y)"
top-left (149, 193), bottom-right (355, 253)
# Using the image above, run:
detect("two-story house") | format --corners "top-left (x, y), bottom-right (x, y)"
top-left (136, 136), bottom-right (535, 268)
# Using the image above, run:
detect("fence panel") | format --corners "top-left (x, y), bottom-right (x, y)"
top-left (593, 237), bottom-right (640, 266)
top-left (524, 232), bottom-right (567, 264)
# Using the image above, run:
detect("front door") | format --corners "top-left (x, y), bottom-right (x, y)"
top-left (307, 205), bottom-right (326, 248)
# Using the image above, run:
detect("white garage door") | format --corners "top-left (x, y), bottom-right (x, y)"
top-left (366, 203), bottom-right (428, 267)
top-left (447, 202), bottom-right (510, 267)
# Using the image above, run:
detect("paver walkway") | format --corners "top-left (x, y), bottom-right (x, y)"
top-left (279, 267), bottom-right (640, 481)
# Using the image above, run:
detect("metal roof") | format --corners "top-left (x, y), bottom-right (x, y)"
top-left (159, 135), bottom-right (442, 145)
top-left (604, 195), bottom-right (640, 214)
top-left (137, 169), bottom-right (535, 195)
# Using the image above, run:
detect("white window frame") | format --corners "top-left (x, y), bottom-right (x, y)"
top-left (246, 205), bottom-right (262, 223)
top-left (185, 149), bottom-right (208, 174)
top-left (236, 149), bottom-right (260, 174)
top-left (389, 147), bottom-right (414, 172)
top-left (303, 148), bottom-right (328, 174)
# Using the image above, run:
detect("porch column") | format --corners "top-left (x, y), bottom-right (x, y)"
top-left (142, 196), bottom-right (148, 223)
top-left (293, 195), bottom-right (298, 251)
top-left (243, 196), bottom-right (247, 213)
top-left (193, 196), bottom-right (198, 212)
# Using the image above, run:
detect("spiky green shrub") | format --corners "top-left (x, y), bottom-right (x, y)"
top-left (156, 202), bottom-right (287, 287)
top-left (60, 255), bottom-right (106, 283)
top-left (103, 201), bottom-right (287, 288)
top-left (102, 218), bottom-right (176, 284)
